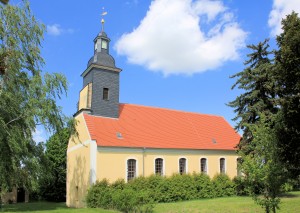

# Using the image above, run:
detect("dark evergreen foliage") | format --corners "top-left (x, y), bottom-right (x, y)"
top-left (273, 12), bottom-right (300, 178)
top-left (229, 11), bottom-right (300, 213)
top-left (38, 128), bottom-right (70, 202)
top-left (228, 39), bottom-right (276, 153)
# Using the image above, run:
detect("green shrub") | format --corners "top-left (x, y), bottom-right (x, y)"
top-left (111, 188), bottom-right (137, 213)
top-left (154, 175), bottom-right (173, 202)
top-left (86, 179), bottom-right (154, 212)
top-left (280, 178), bottom-right (300, 193)
top-left (146, 174), bottom-right (165, 190)
top-left (193, 173), bottom-right (214, 198)
top-left (281, 182), bottom-right (293, 193)
top-left (144, 175), bottom-right (165, 202)
top-left (127, 176), bottom-right (148, 191)
top-left (134, 190), bottom-right (155, 213)
top-left (86, 179), bottom-right (112, 209)
top-left (112, 188), bottom-right (154, 213)
top-left (233, 176), bottom-right (250, 196)
top-left (86, 173), bottom-right (238, 210)
top-left (212, 174), bottom-right (235, 197)
top-left (161, 174), bottom-right (197, 202)
top-left (110, 178), bottom-right (126, 190)
top-left (126, 175), bottom-right (168, 203)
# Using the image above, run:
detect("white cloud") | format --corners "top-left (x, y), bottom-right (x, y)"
top-left (32, 128), bottom-right (46, 143)
top-left (47, 24), bottom-right (62, 36)
top-left (47, 24), bottom-right (74, 36)
top-left (269, 0), bottom-right (300, 37)
top-left (115, 0), bottom-right (247, 76)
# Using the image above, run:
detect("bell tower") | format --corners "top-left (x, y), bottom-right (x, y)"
top-left (77, 12), bottom-right (122, 118)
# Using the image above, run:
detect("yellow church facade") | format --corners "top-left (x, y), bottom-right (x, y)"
top-left (67, 106), bottom-right (240, 207)
top-left (66, 22), bottom-right (240, 208)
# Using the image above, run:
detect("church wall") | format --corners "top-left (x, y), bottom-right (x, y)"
top-left (96, 147), bottom-right (239, 183)
top-left (67, 113), bottom-right (91, 149)
top-left (97, 149), bottom-right (143, 181)
top-left (67, 113), bottom-right (92, 208)
top-left (144, 151), bottom-right (238, 178)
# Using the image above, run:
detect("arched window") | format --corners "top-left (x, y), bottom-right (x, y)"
top-left (127, 159), bottom-right (136, 181)
top-left (155, 158), bottom-right (163, 176)
top-left (179, 158), bottom-right (186, 175)
top-left (220, 158), bottom-right (225, 174)
top-left (200, 158), bottom-right (207, 174)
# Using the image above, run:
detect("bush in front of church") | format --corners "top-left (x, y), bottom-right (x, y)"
top-left (86, 173), bottom-right (237, 211)
top-left (86, 178), bottom-right (154, 212)
top-left (85, 179), bottom-right (113, 209)
top-left (212, 173), bottom-right (236, 197)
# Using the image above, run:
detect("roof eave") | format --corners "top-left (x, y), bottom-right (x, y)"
top-left (81, 63), bottom-right (122, 78)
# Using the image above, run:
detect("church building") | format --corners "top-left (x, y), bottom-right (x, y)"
top-left (66, 19), bottom-right (240, 208)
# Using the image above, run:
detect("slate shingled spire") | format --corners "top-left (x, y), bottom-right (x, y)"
top-left (79, 12), bottom-right (122, 118)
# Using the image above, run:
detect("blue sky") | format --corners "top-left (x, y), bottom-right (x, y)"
top-left (9, 0), bottom-right (298, 142)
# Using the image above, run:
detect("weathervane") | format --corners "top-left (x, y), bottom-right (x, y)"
top-left (101, 7), bottom-right (108, 32)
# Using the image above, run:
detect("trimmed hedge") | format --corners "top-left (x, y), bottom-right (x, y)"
top-left (212, 174), bottom-right (236, 197)
top-left (86, 173), bottom-right (237, 212)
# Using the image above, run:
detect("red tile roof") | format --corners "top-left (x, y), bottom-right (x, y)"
top-left (83, 104), bottom-right (240, 150)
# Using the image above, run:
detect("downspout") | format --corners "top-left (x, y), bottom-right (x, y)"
top-left (143, 147), bottom-right (146, 177)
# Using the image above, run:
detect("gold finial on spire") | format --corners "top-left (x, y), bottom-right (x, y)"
top-left (101, 7), bottom-right (108, 32)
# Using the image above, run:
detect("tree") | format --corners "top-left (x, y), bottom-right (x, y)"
top-left (229, 11), bottom-right (300, 213)
top-left (229, 40), bottom-right (283, 213)
top-left (0, 1), bottom-right (9, 5)
top-left (0, 0), bottom-right (69, 194)
top-left (240, 114), bottom-right (286, 213)
top-left (39, 128), bottom-right (70, 202)
top-left (228, 39), bottom-right (276, 153)
top-left (273, 12), bottom-right (300, 178)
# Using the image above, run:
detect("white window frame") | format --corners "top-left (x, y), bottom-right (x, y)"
top-left (125, 157), bottom-right (138, 182)
top-left (153, 157), bottom-right (165, 176)
top-left (200, 157), bottom-right (208, 174)
top-left (219, 157), bottom-right (226, 174)
top-left (178, 157), bottom-right (188, 174)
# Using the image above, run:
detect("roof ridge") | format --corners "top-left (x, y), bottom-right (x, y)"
top-left (120, 103), bottom-right (223, 118)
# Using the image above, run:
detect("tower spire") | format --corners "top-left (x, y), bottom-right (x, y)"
top-left (101, 7), bottom-right (107, 32)
top-left (77, 7), bottom-right (121, 118)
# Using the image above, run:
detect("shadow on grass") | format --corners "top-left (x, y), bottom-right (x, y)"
top-left (1, 202), bottom-right (68, 212)
top-left (280, 192), bottom-right (300, 198)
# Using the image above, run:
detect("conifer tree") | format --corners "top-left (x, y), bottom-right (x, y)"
top-left (229, 11), bottom-right (300, 213)
top-left (274, 11), bottom-right (300, 178)
top-left (39, 128), bottom-right (70, 202)
top-left (228, 39), bottom-right (276, 153)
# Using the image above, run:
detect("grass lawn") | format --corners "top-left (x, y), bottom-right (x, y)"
top-left (154, 191), bottom-right (300, 213)
top-left (1, 191), bottom-right (299, 213)
top-left (0, 202), bottom-right (118, 213)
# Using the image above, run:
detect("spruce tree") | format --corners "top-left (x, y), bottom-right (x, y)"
top-left (228, 39), bottom-right (276, 153)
